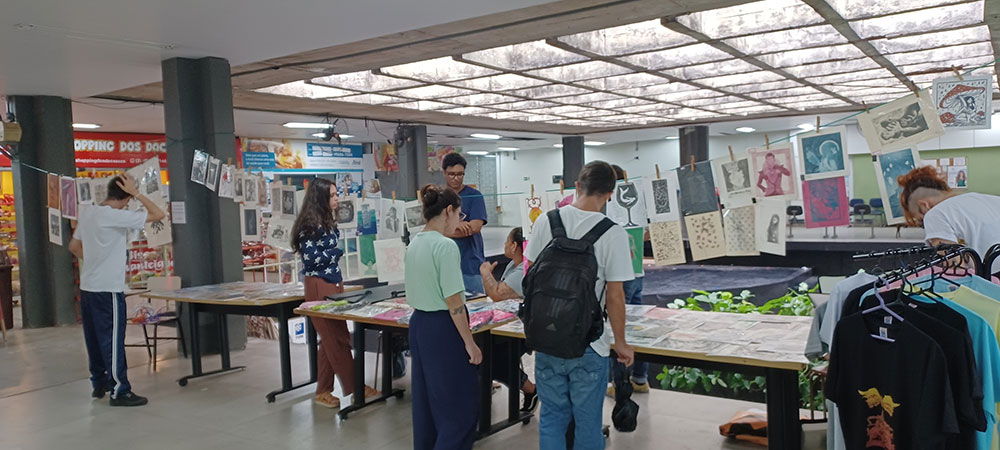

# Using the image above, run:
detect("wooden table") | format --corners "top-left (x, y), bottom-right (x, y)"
top-left (491, 315), bottom-right (810, 450)
top-left (295, 286), bottom-right (532, 439)
top-left (146, 281), bottom-right (361, 402)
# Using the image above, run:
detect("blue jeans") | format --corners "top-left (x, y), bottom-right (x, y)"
top-left (462, 273), bottom-right (485, 295)
top-left (536, 347), bottom-right (608, 450)
top-left (612, 277), bottom-right (648, 384)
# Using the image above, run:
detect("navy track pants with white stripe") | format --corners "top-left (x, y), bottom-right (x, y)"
top-left (80, 291), bottom-right (132, 398)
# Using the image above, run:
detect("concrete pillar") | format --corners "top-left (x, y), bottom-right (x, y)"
top-left (561, 136), bottom-right (585, 186)
top-left (679, 125), bottom-right (709, 164)
top-left (162, 57), bottom-right (245, 352)
top-left (8, 96), bottom-right (77, 327)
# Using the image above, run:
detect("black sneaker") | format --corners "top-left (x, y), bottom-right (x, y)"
top-left (521, 390), bottom-right (539, 413)
top-left (109, 392), bottom-right (148, 407)
top-left (91, 381), bottom-right (113, 399)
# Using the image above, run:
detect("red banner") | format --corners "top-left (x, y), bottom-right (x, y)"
top-left (0, 132), bottom-right (167, 168)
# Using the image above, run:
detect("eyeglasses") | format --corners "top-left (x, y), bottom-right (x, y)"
top-left (445, 172), bottom-right (465, 178)
top-left (459, 212), bottom-right (468, 221)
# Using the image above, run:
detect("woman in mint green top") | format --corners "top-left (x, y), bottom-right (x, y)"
top-left (405, 184), bottom-right (481, 450)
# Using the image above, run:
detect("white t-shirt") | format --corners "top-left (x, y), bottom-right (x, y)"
top-left (500, 260), bottom-right (525, 298)
top-left (525, 205), bottom-right (635, 357)
top-left (922, 193), bottom-right (1000, 273)
top-left (73, 204), bottom-right (147, 293)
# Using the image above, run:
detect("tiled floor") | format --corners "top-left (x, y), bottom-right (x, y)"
top-left (0, 305), bottom-right (825, 449)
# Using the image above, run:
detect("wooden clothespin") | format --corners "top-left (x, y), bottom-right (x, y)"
top-left (530, 184), bottom-right (535, 198)
top-left (952, 66), bottom-right (964, 81)
top-left (689, 155), bottom-right (696, 172)
top-left (765, 134), bottom-right (770, 150)
top-left (862, 101), bottom-right (871, 114)
top-left (910, 85), bottom-right (920, 98)
top-left (285, 178), bottom-right (291, 186)
top-left (623, 170), bottom-right (629, 183)
top-left (392, 190), bottom-right (397, 201)
top-left (728, 145), bottom-right (735, 162)
top-left (416, 189), bottom-right (422, 202)
top-left (655, 164), bottom-right (661, 179)
top-left (227, 157), bottom-right (233, 165)
top-left (816, 116), bottom-right (821, 132)
top-left (559, 179), bottom-right (565, 195)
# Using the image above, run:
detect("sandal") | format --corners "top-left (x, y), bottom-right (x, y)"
top-left (364, 385), bottom-right (380, 399)
top-left (314, 392), bottom-right (340, 409)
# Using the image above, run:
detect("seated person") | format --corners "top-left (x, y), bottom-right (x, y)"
top-left (480, 227), bottom-right (537, 411)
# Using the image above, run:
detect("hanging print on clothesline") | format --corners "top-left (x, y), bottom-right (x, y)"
top-left (642, 171), bottom-right (680, 222)
top-left (676, 161), bottom-right (718, 217)
top-left (802, 177), bottom-right (850, 229)
top-left (710, 154), bottom-right (753, 208)
top-left (796, 126), bottom-right (848, 181)
top-left (873, 148), bottom-right (922, 226)
top-left (748, 146), bottom-right (797, 201)
top-left (857, 90), bottom-right (944, 153)
top-left (933, 74), bottom-right (992, 130)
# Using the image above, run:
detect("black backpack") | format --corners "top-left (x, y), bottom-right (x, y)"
top-left (519, 209), bottom-right (614, 359)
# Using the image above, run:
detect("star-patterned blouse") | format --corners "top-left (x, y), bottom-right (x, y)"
top-left (298, 226), bottom-right (344, 284)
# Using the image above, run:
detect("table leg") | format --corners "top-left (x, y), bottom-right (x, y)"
top-left (766, 368), bottom-right (802, 450)
top-left (338, 324), bottom-right (406, 420)
top-left (477, 332), bottom-right (493, 435)
top-left (218, 313), bottom-right (231, 370)
top-left (307, 318), bottom-right (318, 383)
top-left (353, 323), bottom-right (367, 407)
top-left (380, 329), bottom-right (393, 396)
top-left (178, 304), bottom-right (202, 386)
top-left (506, 338), bottom-right (519, 422)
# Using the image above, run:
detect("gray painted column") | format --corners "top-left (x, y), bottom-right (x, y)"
top-left (162, 57), bottom-right (245, 352)
top-left (8, 96), bottom-right (77, 327)
top-left (561, 136), bottom-right (585, 186)
top-left (679, 125), bottom-right (709, 164)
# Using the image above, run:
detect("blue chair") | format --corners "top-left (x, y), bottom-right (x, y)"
top-left (849, 199), bottom-right (865, 227)
top-left (786, 205), bottom-right (803, 238)
top-left (869, 198), bottom-right (885, 226)
top-left (853, 204), bottom-right (874, 238)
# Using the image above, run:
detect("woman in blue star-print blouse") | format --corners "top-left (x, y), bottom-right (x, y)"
top-left (291, 177), bottom-right (377, 408)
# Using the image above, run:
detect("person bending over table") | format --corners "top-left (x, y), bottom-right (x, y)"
top-left (291, 177), bottom-right (377, 409)
top-left (406, 184), bottom-right (482, 450)
top-left (442, 153), bottom-right (489, 295)
top-left (479, 227), bottom-right (538, 412)
top-left (898, 166), bottom-right (1000, 274)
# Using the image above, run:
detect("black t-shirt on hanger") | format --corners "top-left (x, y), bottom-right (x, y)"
top-left (828, 313), bottom-right (960, 450)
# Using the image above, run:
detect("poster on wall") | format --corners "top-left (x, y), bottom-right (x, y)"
top-left (648, 220), bottom-right (686, 266)
top-left (243, 138), bottom-right (299, 169)
top-left (375, 143), bottom-right (399, 172)
top-left (676, 161), bottom-right (718, 216)
top-left (378, 199), bottom-right (405, 239)
top-left (48, 207), bottom-right (62, 245)
top-left (60, 177), bottom-right (78, 220)
top-left (802, 177), bottom-right (850, 228)
top-left (748, 146), bottom-right (797, 201)
top-left (857, 90), bottom-right (944, 153)
top-left (710, 154), bottom-right (753, 208)
top-left (304, 143), bottom-right (364, 171)
top-left (427, 145), bottom-right (461, 172)
top-left (947, 165), bottom-right (968, 189)
top-left (642, 172), bottom-right (679, 222)
top-left (723, 206), bottom-right (758, 257)
top-left (334, 171), bottom-right (364, 196)
top-left (796, 126), bottom-right (848, 181)
top-left (754, 199), bottom-right (786, 256)
top-left (933, 74), bottom-right (992, 130)
top-left (72, 132), bottom-right (168, 169)
top-left (873, 148), bottom-right (922, 225)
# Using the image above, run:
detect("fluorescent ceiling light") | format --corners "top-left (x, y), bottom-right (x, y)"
top-left (312, 133), bottom-right (353, 139)
top-left (311, 133), bottom-right (324, 138)
top-left (665, 136), bottom-right (679, 140)
top-left (584, 141), bottom-right (606, 146)
top-left (553, 144), bottom-right (563, 148)
top-left (484, 154), bottom-right (497, 158)
top-left (72, 123), bottom-right (101, 129)
top-left (467, 151), bottom-right (490, 156)
top-left (470, 133), bottom-right (502, 140)
top-left (797, 123), bottom-right (816, 131)
top-left (497, 146), bottom-right (520, 151)
top-left (735, 127), bottom-right (756, 133)
top-left (284, 122), bottom-right (333, 129)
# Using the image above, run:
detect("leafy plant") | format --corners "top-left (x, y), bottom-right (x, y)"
top-left (657, 282), bottom-right (823, 410)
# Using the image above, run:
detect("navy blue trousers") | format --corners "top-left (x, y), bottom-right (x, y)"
top-left (80, 291), bottom-right (132, 398)
top-left (409, 310), bottom-right (479, 450)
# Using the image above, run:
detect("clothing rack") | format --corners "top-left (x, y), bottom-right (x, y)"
top-left (869, 244), bottom-right (984, 283)
top-left (982, 243), bottom-right (1000, 277)
top-left (851, 245), bottom-right (935, 261)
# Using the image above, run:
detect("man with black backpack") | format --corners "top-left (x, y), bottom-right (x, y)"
top-left (522, 161), bottom-right (635, 450)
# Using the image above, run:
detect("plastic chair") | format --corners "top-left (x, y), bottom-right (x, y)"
top-left (786, 205), bottom-right (803, 238)
top-left (854, 204), bottom-right (874, 238)
top-left (869, 198), bottom-right (885, 226)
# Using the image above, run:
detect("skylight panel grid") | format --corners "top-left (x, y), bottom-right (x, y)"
top-left (446, 74), bottom-right (549, 91)
top-left (780, 98), bottom-right (852, 109)
top-left (768, 93), bottom-right (837, 105)
top-left (803, 68), bottom-right (897, 85)
top-left (485, 111), bottom-right (533, 120)
top-left (507, 84), bottom-right (593, 99)
top-left (559, 109), bottom-right (617, 119)
top-left (379, 57), bottom-right (498, 82)
top-left (700, 71), bottom-right (788, 89)
top-left (443, 93), bottom-right (522, 106)
top-left (390, 85), bottom-right (475, 100)
top-left (756, 44), bottom-right (867, 68)
top-left (549, 92), bottom-right (627, 105)
top-left (651, 89), bottom-right (726, 103)
top-left (254, 81), bottom-right (356, 99)
top-left (747, 86), bottom-right (821, 100)
top-left (461, 41), bottom-right (587, 71)
top-left (620, 43), bottom-right (732, 70)
top-left (660, 59), bottom-right (758, 81)
top-left (829, 0), bottom-right (972, 20)
top-left (716, 104), bottom-right (787, 115)
top-left (389, 100), bottom-right (456, 111)
top-left (848, 2), bottom-right (985, 39)
top-left (783, 58), bottom-right (881, 78)
top-left (493, 100), bottom-right (561, 110)
top-left (885, 42), bottom-right (994, 67)
top-left (526, 61), bottom-right (633, 83)
top-left (333, 93), bottom-right (408, 105)
top-left (898, 56), bottom-right (996, 76)
top-left (311, 72), bottom-right (422, 92)
top-left (557, 19), bottom-right (696, 56)
top-left (620, 82), bottom-right (699, 97)
top-left (722, 25), bottom-right (848, 55)
top-left (617, 103), bottom-right (669, 114)
top-left (583, 98), bottom-right (656, 109)
top-left (723, 80), bottom-right (804, 94)
top-left (870, 26), bottom-right (990, 54)
top-left (675, 0), bottom-right (825, 39)
top-left (576, 73), bottom-right (671, 90)
top-left (520, 105), bottom-right (592, 115)
top-left (437, 106), bottom-right (496, 115)
top-left (683, 95), bottom-right (747, 107)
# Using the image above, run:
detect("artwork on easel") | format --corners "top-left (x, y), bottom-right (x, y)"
top-left (933, 74), bottom-right (992, 130)
top-left (608, 181), bottom-right (648, 227)
top-left (264, 216), bottom-right (294, 251)
top-left (648, 220), bottom-right (685, 266)
top-left (218, 165), bottom-right (235, 199)
top-left (191, 150), bottom-right (209, 185)
top-left (642, 172), bottom-right (680, 222)
top-left (857, 90), bottom-right (944, 153)
top-left (373, 238), bottom-right (406, 284)
top-left (144, 219), bottom-right (172, 248)
top-left (240, 205), bottom-right (261, 242)
top-left (685, 211), bottom-right (725, 262)
top-left (60, 177), bottom-right (78, 220)
top-left (76, 177), bottom-right (94, 205)
top-left (403, 200), bottom-right (425, 234)
top-left (748, 146), bottom-right (797, 201)
top-left (676, 162), bottom-right (718, 216)
top-left (755, 199), bottom-right (786, 256)
top-left (802, 177), bottom-right (849, 228)
top-left (723, 206), bottom-right (758, 257)
top-left (873, 147), bottom-right (921, 226)
top-left (711, 155), bottom-right (753, 208)
top-left (522, 195), bottom-right (544, 234)
top-left (48, 207), bottom-right (62, 245)
top-left (336, 195), bottom-right (358, 229)
top-left (378, 199), bottom-right (405, 239)
top-left (47, 173), bottom-right (60, 209)
top-left (797, 126), bottom-right (848, 181)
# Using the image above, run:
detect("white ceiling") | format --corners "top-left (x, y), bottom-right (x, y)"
top-left (0, 0), bottom-right (550, 98)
